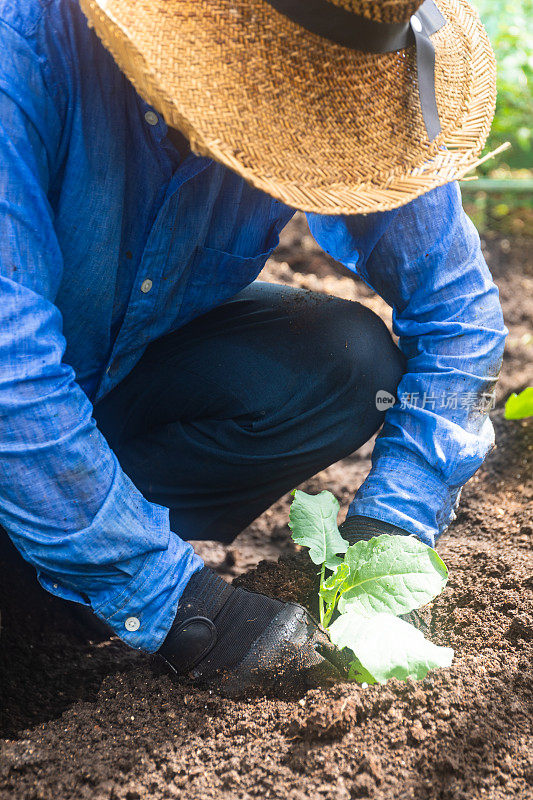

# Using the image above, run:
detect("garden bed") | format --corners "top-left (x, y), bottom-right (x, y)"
top-left (0, 219), bottom-right (531, 800)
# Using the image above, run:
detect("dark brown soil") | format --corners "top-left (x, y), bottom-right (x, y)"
top-left (1, 218), bottom-right (532, 800)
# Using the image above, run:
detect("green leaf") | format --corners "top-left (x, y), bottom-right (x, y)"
top-left (289, 490), bottom-right (348, 569)
top-left (335, 535), bottom-right (448, 617)
top-left (505, 387), bottom-right (533, 419)
top-left (319, 562), bottom-right (350, 605)
top-left (348, 657), bottom-right (377, 685)
top-left (329, 611), bottom-right (454, 684)
top-left (326, 555), bottom-right (345, 572)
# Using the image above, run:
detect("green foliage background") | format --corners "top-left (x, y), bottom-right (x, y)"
top-left (475, 0), bottom-right (532, 169)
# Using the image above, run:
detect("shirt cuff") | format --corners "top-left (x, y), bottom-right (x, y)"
top-left (347, 456), bottom-right (460, 548)
top-left (90, 533), bottom-right (204, 652)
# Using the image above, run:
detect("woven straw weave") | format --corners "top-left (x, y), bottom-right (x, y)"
top-left (325, 1), bottom-right (424, 23)
top-left (80, 0), bottom-right (496, 214)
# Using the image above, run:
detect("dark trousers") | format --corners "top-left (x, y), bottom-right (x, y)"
top-left (94, 282), bottom-right (405, 544)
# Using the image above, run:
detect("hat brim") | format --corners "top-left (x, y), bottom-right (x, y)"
top-left (80, 0), bottom-right (496, 214)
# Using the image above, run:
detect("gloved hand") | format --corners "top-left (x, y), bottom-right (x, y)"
top-left (339, 514), bottom-right (413, 546)
top-left (157, 566), bottom-right (347, 698)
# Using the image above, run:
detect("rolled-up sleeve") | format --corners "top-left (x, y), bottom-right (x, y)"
top-left (307, 182), bottom-right (508, 546)
top-left (0, 28), bottom-right (202, 651)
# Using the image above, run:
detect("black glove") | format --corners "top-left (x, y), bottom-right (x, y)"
top-left (339, 514), bottom-right (412, 546)
top-left (157, 566), bottom-right (347, 698)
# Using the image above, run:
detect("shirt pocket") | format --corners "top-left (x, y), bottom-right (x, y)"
top-left (180, 243), bottom-right (275, 325)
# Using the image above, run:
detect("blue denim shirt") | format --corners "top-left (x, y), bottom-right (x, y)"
top-left (0, 0), bottom-right (507, 651)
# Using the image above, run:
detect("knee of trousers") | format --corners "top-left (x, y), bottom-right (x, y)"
top-left (321, 300), bottom-right (406, 442)
top-left (329, 301), bottom-right (404, 389)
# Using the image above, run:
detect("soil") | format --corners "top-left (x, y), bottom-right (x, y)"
top-left (1, 217), bottom-right (532, 800)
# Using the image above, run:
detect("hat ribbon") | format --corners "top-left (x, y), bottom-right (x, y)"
top-left (264, 0), bottom-right (446, 141)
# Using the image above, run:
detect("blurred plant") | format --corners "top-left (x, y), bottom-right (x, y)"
top-left (475, 0), bottom-right (533, 170)
top-left (505, 387), bottom-right (533, 419)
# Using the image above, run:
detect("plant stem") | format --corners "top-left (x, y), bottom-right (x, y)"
top-left (319, 562), bottom-right (326, 627)
top-left (322, 591), bottom-right (338, 629)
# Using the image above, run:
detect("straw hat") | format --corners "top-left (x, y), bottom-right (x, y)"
top-left (80, 0), bottom-right (496, 214)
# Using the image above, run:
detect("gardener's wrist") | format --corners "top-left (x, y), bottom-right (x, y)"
top-left (339, 514), bottom-right (414, 546)
top-left (91, 534), bottom-right (204, 652)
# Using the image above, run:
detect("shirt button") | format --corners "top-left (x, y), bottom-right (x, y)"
top-left (140, 278), bottom-right (153, 293)
top-left (144, 110), bottom-right (159, 126)
top-left (125, 617), bottom-right (140, 632)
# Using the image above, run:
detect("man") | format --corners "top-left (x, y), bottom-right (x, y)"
top-left (0, 0), bottom-right (506, 697)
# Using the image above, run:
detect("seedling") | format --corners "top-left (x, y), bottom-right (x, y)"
top-left (289, 489), bottom-right (454, 685)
